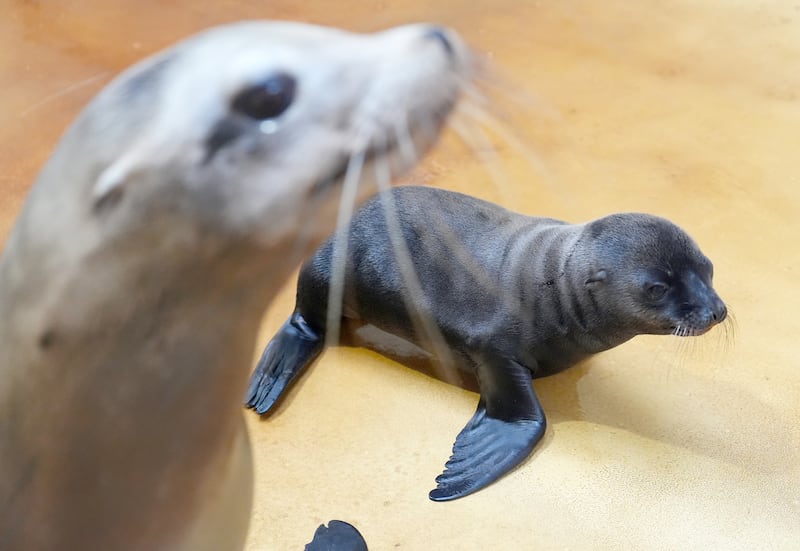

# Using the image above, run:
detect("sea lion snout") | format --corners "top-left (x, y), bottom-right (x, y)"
top-left (379, 23), bottom-right (464, 58)
top-left (671, 276), bottom-right (728, 336)
top-left (709, 294), bottom-right (728, 323)
top-left (423, 26), bottom-right (456, 57)
top-left (694, 290), bottom-right (727, 331)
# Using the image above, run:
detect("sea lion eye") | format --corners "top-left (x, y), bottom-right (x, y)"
top-left (646, 283), bottom-right (669, 301)
top-left (231, 72), bottom-right (297, 120)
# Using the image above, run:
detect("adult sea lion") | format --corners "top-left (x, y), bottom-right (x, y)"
top-left (0, 23), bottom-right (469, 550)
top-left (246, 185), bottom-right (728, 502)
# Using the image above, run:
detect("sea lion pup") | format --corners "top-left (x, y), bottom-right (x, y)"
top-left (246, 185), bottom-right (728, 502)
top-left (0, 23), bottom-right (469, 550)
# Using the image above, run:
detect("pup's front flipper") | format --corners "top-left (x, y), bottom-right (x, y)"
top-left (245, 312), bottom-right (324, 415)
top-left (429, 357), bottom-right (546, 501)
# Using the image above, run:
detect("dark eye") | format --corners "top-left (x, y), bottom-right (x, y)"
top-left (646, 283), bottom-right (669, 301)
top-left (231, 72), bottom-right (297, 120)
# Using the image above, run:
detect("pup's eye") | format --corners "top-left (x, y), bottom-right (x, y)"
top-left (231, 72), bottom-right (297, 120)
top-left (646, 283), bottom-right (669, 301)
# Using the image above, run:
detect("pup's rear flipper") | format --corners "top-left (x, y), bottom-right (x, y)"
top-left (428, 358), bottom-right (546, 501)
top-left (305, 520), bottom-right (368, 551)
top-left (245, 312), bottom-right (323, 415)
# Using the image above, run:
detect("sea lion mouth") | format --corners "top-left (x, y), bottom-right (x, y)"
top-left (333, 137), bottom-right (398, 183)
top-left (669, 324), bottom-right (714, 337)
top-left (667, 297), bottom-right (728, 337)
top-left (309, 137), bottom-right (406, 196)
top-left (311, 100), bottom-right (455, 197)
top-left (309, 146), bottom-right (386, 197)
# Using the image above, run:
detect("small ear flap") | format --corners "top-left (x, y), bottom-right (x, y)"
top-left (585, 269), bottom-right (607, 286)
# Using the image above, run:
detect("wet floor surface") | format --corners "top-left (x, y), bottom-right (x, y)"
top-left (1, 0), bottom-right (799, 549)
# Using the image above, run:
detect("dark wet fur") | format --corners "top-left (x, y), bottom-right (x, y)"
top-left (245, 186), bottom-right (727, 501)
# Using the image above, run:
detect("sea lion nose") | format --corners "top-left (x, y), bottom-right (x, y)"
top-left (424, 26), bottom-right (455, 58)
top-left (711, 297), bottom-right (727, 323)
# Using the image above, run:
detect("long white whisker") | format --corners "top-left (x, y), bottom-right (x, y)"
top-left (457, 100), bottom-right (558, 193)
top-left (289, 176), bottom-right (336, 261)
top-left (717, 311), bottom-right (736, 360)
top-left (394, 111), bottom-right (419, 169)
top-left (465, 56), bottom-right (561, 123)
top-left (19, 72), bottom-right (111, 117)
top-left (449, 113), bottom-right (517, 206)
top-left (325, 147), bottom-right (366, 347)
top-left (374, 136), bottom-right (462, 387)
top-left (419, 201), bottom-right (525, 321)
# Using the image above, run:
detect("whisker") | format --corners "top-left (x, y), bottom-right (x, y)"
top-left (717, 312), bottom-right (737, 359)
top-left (289, 177), bottom-right (338, 262)
top-left (667, 333), bottom-right (680, 381)
top-left (373, 136), bottom-right (463, 387)
top-left (19, 72), bottom-right (111, 118)
top-left (398, 109), bottom-right (528, 319)
top-left (654, 310), bottom-right (736, 382)
top-left (427, 211), bottom-right (526, 320)
top-left (456, 100), bottom-right (564, 201)
top-left (725, 310), bottom-right (738, 344)
top-left (325, 146), bottom-right (366, 347)
top-left (465, 61), bottom-right (560, 124)
top-left (393, 110), bottom-right (419, 169)
top-left (449, 113), bottom-right (517, 206)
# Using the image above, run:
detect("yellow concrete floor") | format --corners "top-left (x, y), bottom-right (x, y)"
top-left (2, 1), bottom-right (799, 549)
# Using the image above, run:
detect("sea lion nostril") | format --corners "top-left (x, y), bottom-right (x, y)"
top-left (425, 26), bottom-right (454, 57)
top-left (714, 301), bottom-right (728, 322)
top-left (707, 298), bottom-right (727, 323)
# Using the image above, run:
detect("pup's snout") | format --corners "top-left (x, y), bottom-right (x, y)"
top-left (711, 296), bottom-right (727, 323)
